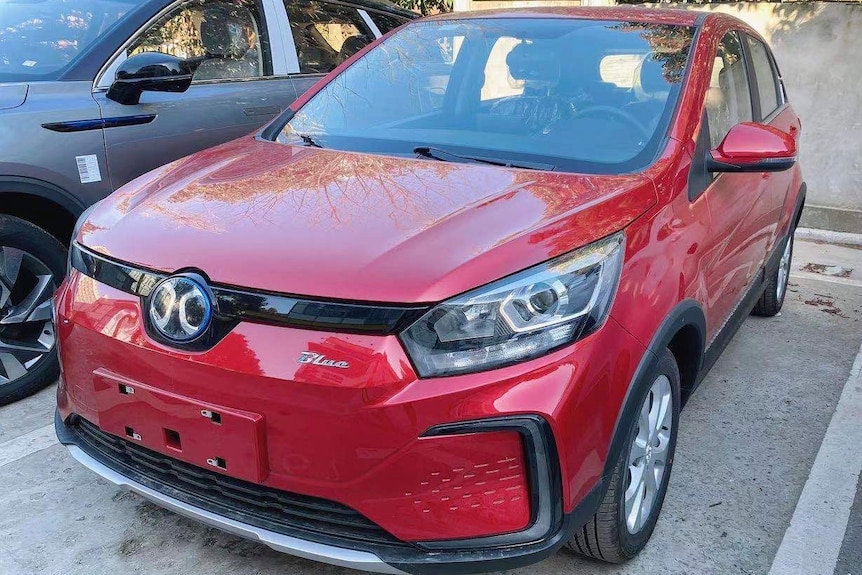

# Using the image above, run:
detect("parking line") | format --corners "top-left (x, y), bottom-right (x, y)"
top-left (769, 342), bottom-right (862, 575)
top-left (0, 424), bottom-right (57, 469)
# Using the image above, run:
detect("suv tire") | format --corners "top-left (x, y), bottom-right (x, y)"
top-left (0, 215), bottom-right (66, 405)
top-left (569, 348), bottom-right (681, 562)
top-left (752, 231), bottom-right (793, 317)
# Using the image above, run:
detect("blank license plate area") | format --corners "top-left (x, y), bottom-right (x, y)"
top-left (92, 369), bottom-right (267, 482)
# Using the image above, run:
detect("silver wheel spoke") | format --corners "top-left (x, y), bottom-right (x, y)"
top-left (625, 463), bottom-right (646, 531)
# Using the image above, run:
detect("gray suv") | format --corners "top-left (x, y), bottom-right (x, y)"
top-left (0, 0), bottom-right (414, 404)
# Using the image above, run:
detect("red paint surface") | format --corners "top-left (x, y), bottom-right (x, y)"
top-left (58, 9), bottom-right (805, 544)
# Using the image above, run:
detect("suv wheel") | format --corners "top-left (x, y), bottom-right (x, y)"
top-left (0, 215), bottom-right (66, 405)
top-left (569, 348), bottom-right (680, 562)
top-left (752, 231), bottom-right (793, 317)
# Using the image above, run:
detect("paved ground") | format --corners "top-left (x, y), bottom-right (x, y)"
top-left (0, 236), bottom-right (860, 575)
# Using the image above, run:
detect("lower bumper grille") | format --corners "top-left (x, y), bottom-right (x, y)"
top-left (73, 417), bottom-right (409, 549)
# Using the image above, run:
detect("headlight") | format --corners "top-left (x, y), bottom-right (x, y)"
top-left (400, 232), bottom-right (625, 378)
top-left (67, 203), bottom-right (99, 276)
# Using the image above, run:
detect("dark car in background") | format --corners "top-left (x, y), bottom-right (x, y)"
top-left (0, 0), bottom-right (415, 404)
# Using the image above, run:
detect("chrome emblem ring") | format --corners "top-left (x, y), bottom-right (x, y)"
top-left (148, 274), bottom-right (213, 342)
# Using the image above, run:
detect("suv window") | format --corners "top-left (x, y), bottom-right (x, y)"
top-left (129, 0), bottom-right (270, 81)
top-left (367, 11), bottom-right (409, 34)
top-left (705, 31), bottom-right (752, 148)
top-left (285, 0), bottom-right (375, 74)
top-left (746, 35), bottom-right (781, 119)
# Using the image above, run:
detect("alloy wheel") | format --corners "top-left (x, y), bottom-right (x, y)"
top-left (624, 374), bottom-right (673, 534)
top-left (776, 237), bottom-right (792, 302)
top-left (0, 246), bottom-right (56, 386)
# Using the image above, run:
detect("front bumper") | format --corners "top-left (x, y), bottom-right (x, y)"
top-left (56, 409), bottom-right (592, 575)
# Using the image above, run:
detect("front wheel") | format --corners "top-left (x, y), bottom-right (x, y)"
top-left (568, 348), bottom-right (680, 563)
top-left (0, 215), bottom-right (67, 405)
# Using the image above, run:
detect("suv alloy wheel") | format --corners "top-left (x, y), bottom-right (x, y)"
top-left (0, 215), bottom-right (66, 405)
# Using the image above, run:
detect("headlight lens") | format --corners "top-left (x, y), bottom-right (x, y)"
top-left (66, 203), bottom-right (99, 276)
top-left (400, 232), bottom-right (625, 378)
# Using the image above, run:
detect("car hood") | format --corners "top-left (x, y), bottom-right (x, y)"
top-left (0, 83), bottom-right (28, 110)
top-left (81, 137), bottom-right (657, 303)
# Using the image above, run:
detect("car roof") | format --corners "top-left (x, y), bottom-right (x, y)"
top-left (422, 6), bottom-right (702, 26)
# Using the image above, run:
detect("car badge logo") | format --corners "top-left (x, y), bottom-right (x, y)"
top-left (297, 351), bottom-right (349, 369)
top-left (148, 274), bottom-right (213, 342)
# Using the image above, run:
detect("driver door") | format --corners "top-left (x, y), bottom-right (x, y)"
top-left (93, 0), bottom-right (297, 191)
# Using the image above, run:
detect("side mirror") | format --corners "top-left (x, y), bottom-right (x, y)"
top-left (707, 122), bottom-right (796, 173)
top-left (107, 52), bottom-right (198, 105)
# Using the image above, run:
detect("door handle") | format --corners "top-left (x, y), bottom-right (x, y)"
top-left (243, 106), bottom-right (281, 117)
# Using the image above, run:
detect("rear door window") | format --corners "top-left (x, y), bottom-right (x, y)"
top-left (745, 35), bottom-right (781, 119)
top-left (285, 0), bottom-right (375, 73)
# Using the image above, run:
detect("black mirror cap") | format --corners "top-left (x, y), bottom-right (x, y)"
top-left (107, 52), bottom-right (198, 105)
top-left (706, 154), bottom-right (796, 173)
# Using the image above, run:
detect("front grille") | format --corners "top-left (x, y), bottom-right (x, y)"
top-left (73, 417), bottom-right (409, 548)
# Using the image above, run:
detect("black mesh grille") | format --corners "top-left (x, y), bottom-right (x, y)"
top-left (73, 417), bottom-right (408, 548)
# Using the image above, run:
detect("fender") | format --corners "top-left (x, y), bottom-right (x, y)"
top-left (602, 300), bottom-right (706, 482)
top-left (0, 176), bottom-right (87, 217)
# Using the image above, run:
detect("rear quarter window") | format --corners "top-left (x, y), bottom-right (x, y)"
top-left (746, 35), bottom-right (781, 118)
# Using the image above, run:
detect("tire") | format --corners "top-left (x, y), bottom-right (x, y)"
top-left (568, 348), bottom-right (681, 563)
top-left (752, 231), bottom-right (793, 317)
top-left (0, 215), bottom-right (67, 405)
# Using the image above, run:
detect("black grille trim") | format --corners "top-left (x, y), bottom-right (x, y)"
top-left (70, 242), bottom-right (428, 336)
top-left (72, 417), bottom-right (411, 549)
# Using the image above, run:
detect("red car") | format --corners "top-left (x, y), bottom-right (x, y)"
top-left (55, 7), bottom-right (804, 573)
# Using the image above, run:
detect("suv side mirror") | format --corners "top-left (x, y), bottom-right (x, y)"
top-left (107, 52), bottom-right (198, 105)
top-left (707, 122), bottom-right (796, 173)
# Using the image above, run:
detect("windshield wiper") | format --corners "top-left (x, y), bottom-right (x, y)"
top-left (297, 134), bottom-right (323, 148)
top-left (414, 146), bottom-right (554, 171)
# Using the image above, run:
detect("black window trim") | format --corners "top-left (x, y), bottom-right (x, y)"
top-left (363, 7), bottom-right (411, 33)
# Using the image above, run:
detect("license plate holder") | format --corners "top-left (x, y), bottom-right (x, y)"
top-left (92, 368), bottom-right (267, 482)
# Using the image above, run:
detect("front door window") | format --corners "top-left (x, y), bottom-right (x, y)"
top-left (129, 0), bottom-right (271, 81)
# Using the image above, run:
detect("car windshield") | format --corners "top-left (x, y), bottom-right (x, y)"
top-left (277, 17), bottom-right (696, 174)
top-left (0, 0), bottom-right (138, 82)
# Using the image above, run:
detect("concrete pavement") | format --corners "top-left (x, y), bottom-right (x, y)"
top-left (0, 237), bottom-right (860, 575)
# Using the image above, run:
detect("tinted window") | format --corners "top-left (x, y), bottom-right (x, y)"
top-left (285, 0), bottom-right (375, 73)
top-left (368, 11), bottom-right (409, 34)
top-left (130, 0), bottom-right (271, 80)
top-left (0, 0), bottom-right (134, 82)
top-left (705, 32), bottom-right (752, 148)
top-left (746, 35), bottom-right (781, 118)
top-left (277, 19), bottom-right (696, 174)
